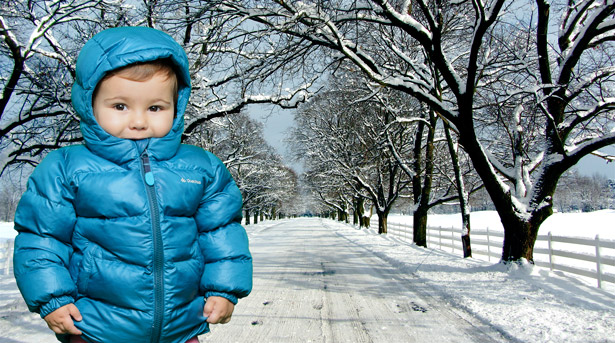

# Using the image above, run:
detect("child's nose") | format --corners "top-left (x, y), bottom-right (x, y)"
top-left (130, 111), bottom-right (147, 130)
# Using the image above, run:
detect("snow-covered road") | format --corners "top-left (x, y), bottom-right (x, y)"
top-left (203, 218), bottom-right (507, 343)
top-left (2, 216), bottom-right (613, 342)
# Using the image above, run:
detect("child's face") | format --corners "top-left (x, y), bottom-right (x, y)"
top-left (93, 71), bottom-right (175, 140)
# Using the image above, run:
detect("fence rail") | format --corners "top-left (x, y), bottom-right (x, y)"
top-left (382, 221), bottom-right (615, 289)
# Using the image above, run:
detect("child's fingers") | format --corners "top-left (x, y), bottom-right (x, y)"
top-left (59, 321), bottom-right (83, 335)
top-left (47, 319), bottom-right (82, 335)
top-left (67, 303), bottom-right (83, 322)
top-left (65, 321), bottom-right (83, 335)
top-left (45, 304), bottom-right (83, 335)
top-left (206, 311), bottom-right (231, 324)
top-left (203, 300), bottom-right (214, 317)
top-left (205, 307), bottom-right (233, 324)
top-left (204, 296), bottom-right (234, 324)
top-left (219, 314), bottom-right (232, 324)
top-left (205, 312), bottom-right (219, 323)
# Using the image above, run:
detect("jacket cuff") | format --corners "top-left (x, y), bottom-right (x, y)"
top-left (39, 295), bottom-right (75, 318)
top-left (205, 291), bottom-right (238, 305)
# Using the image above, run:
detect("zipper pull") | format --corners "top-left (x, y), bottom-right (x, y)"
top-left (141, 153), bottom-right (155, 186)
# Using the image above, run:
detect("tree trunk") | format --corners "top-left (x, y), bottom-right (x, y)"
top-left (413, 207), bottom-right (428, 246)
top-left (354, 196), bottom-right (365, 228)
top-left (353, 197), bottom-right (360, 226)
top-left (459, 132), bottom-right (558, 262)
top-left (245, 209), bottom-right (251, 225)
top-left (376, 210), bottom-right (388, 234)
top-left (254, 211), bottom-right (259, 224)
top-left (411, 109), bottom-right (436, 247)
top-left (461, 212), bottom-right (472, 258)
top-left (362, 216), bottom-right (370, 228)
top-left (356, 196), bottom-right (366, 228)
top-left (443, 121), bottom-right (472, 258)
top-left (501, 218), bottom-right (539, 262)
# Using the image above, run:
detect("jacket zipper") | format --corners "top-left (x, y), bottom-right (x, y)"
top-left (141, 152), bottom-right (164, 343)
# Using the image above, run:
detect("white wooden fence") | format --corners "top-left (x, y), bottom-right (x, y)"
top-left (384, 221), bottom-right (615, 289)
top-left (0, 239), bottom-right (13, 275)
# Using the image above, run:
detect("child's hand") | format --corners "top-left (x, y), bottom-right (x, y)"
top-left (203, 296), bottom-right (234, 324)
top-left (44, 303), bottom-right (83, 335)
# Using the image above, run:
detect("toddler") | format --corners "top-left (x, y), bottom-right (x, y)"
top-left (13, 26), bottom-right (252, 343)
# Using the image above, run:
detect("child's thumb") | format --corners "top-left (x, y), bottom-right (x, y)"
top-left (69, 304), bottom-right (83, 322)
top-left (203, 299), bottom-right (214, 317)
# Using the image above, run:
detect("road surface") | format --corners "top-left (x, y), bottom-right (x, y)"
top-left (202, 218), bottom-right (507, 343)
top-left (0, 218), bottom-right (509, 342)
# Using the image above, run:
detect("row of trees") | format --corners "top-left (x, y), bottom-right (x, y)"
top-left (553, 171), bottom-right (615, 212)
top-left (290, 72), bottom-right (482, 259)
top-left (0, 1), bottom-right (300, 224)
top-left (236, 0), bottom-right (615, 262)
top-left (3, 1), bottom-right (615, 262)
top-left (186, 111), bottom-right (302, 223)
top-left (290, 72), bottom-right (479, 257)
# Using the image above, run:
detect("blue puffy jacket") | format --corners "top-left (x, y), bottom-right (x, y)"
top-left (13, 27), bottom-right (252, 343)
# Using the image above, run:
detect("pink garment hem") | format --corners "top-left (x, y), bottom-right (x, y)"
top-left (70, 336), bottom-right (199, 343)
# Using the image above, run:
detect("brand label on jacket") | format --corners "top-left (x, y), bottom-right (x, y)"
top-left (181, 178), bottom-right (202, 185)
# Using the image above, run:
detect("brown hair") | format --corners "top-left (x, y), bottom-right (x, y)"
top-left (93, 59), bottom-right (179, 105)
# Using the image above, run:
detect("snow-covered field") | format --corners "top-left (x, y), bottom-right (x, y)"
top-left (0, 211), bottom-right (613, 342)
top-left (388, 209), bottom-right (615, 240)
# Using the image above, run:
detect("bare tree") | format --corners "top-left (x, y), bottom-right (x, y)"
top-left (0, 172), bottom-right (25, 221)
top-left (0, 0), bottom-right (111, 174)
top-left (292, 77), bottom-right (412, 233)
top-left (195, 1), bottom-right (615, 262)
top-left (189, 111), bottom-right (300, 223)
top-left (0, 0), bottom-right (312, 176)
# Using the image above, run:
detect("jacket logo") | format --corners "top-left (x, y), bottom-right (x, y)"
top-left (181, 178), bottom-right (202, 185)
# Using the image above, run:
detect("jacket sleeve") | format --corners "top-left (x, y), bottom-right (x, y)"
top-left (13, 149), bottom-right (77, 318)
top-left (195, 152), bottom-right (252, 304)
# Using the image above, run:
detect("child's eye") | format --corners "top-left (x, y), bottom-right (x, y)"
top-left (149, 106), bottom-right (162, 112)
top-left (113, 104), bottom-right (126, 111)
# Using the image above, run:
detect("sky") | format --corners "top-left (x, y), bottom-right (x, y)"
top-left (576, 148), bottom-right (615, 179)
top-left (248, 104), bottom-right (301, 172)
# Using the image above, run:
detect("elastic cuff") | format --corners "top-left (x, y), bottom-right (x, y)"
top-left (39, 295), bottom-right (75, 318)
top-left (205, 291), bottom-right (238, 305)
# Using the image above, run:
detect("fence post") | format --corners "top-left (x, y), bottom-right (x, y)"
top-left (548, 232), bottom-right (553, 271)
top-left (595, 235), bottom-right (602, 289)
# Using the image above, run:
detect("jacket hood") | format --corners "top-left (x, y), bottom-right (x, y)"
top-left (71, 26), bottom-right (191, 164)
